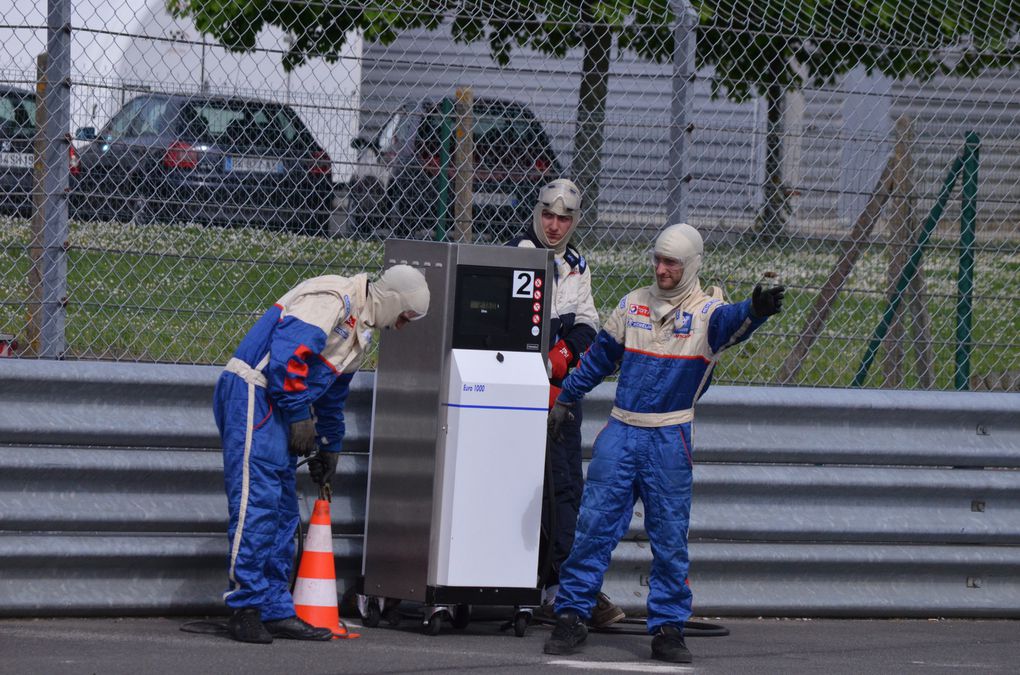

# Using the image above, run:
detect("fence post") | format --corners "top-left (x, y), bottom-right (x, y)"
top-left (452, 87), bottom-right (474, 243)
top-left (667, 0), bottom-right (697, 227)
top-left (28, 53), bottom-right (47, 357)
top-left (881, 116), bottom-right (920, 388)
top-left (434, 97), bottom-right (454, 242)
top-left (852, 147), bottom-right (966, 387)
top-left (956, 132), bottom-right (979, 391)
top-left (30, 0), bottom-right (72, 359)
top-left (888, 117), bottom-right (935, 389)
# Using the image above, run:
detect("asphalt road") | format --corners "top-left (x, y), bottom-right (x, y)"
top-left (1, 614), bottom-right (1016, 674)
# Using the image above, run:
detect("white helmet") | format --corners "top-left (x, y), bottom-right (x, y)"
top-left (532, 178), bottom-right (581, 254)
top-left (648, 223), bottom-right (704, 310)
top-left (367, 264), bottom-right (430, 328)
top-left (653, 222), bottom-right (703, 280)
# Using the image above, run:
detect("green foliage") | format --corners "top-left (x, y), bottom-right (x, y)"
top-left (694, 1), bottom-right (1020, 103)
top-left (169, 1), bottom-right (676, 71)
top-left (169, 0), bottom-right (1020, 107)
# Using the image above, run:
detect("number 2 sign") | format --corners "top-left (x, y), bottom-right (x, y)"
top-left (512, 270), bottom-right (535, 298)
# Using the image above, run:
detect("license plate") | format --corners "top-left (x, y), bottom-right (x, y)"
top-left (473, 190), bottom-right (512, 207)
top-left (0, 152), bottom-right (33, 169)
top-left (225, 156), bottom-right (281, 173)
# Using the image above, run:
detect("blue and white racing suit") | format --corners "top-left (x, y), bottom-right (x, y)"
top-left (553, 284), bottom-right (767, 632)
top-left (212, 274), bottom-right (371, 620)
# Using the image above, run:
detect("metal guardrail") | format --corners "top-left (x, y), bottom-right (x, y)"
top-left (1, 359), bottom-right (1018, 618)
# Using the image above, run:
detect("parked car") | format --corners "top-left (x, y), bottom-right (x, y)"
top-left (0, 85), bottom-right (80, 217)
top-left (74, 93), bottom-right (333, 234)
top-left (348, 96), bottom-right (560, 240)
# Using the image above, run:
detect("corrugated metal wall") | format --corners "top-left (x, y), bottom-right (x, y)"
top-left (2, 359), bottom-right (1019, 618)
top-left (357, 28), bottom-right (1020, 239)
top-left (889, 70), bottom-right (1020, 239)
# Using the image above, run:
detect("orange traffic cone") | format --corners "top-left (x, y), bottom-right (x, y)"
top-left (293, 498), bottom-right (360, 639)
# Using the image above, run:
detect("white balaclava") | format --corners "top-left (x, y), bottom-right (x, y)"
top-left (365, 264), bottom-right (430, 329)
top-left (648, 223), bottom-right (704, 321)
top-left (532, 178), bottom-right (581, 256)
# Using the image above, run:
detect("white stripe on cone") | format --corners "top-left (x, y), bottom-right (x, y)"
top-left (293, 577), bottom-right (338, 607)
top-left (302, 523), bottom-right (333, 553)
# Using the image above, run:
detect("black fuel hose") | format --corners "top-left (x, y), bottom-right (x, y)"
top-left (181, 455), bottom-right (318, 635)
top-left (538, 434), bottom-right (558, 592)
top-left (291, 455), bottom-right (314, 592)
top-left (191, 438), bottom-right (729, 640)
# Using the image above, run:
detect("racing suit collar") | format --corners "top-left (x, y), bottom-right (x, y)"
top-left (529, 223), bottom-right (573, 257)
top-left (364, 283), bottom-right (403, 329)
top-left (648, 278), bottom-right (704, 322)
top-left (525, 229), bottom-right (582, 269)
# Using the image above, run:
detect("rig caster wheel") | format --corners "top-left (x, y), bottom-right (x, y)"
top-left (513, 610), bottom-right (530, 638)
top-left (424, 612), bottom-right (443, 636)
top-left (363, 602), bottom-right (381, 628)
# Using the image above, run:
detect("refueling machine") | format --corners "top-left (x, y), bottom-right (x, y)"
top-left (361, 239), bottom-right (553, 634)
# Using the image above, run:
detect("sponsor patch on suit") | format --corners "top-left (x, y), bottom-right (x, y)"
top-left (701, 299), bottom-right (721, 314)
top-left (334, 313), bottom-right (356, 339)
top-left (673, 310), bottom-right (694, 338)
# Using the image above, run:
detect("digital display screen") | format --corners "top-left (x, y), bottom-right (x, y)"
top-left (456, 272), bottom-right (511, 336)
top-left (469, 300), bottom-right (502, 313)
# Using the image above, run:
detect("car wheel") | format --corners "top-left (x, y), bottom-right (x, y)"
top-left (129, 193), bottom-right (155, 226)
top-left (127, 178), bottom-right (156, 226)
top-left (391, 211), bottom-right (416, 240)
top-left (311, 211), bottom-right (331, 237)
top-left (293, 210), bottom-right (330, 237)
top-left (391, 189), bottom-right (429, 240)
top-left (348, 179), bottom-right (385, 239)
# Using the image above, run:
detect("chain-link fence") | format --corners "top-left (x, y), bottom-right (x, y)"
top-left (2, 1), bottom-right (1018, 390)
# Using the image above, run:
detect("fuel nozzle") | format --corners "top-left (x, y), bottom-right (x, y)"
top-left (319, 483), bottom-right (332, 502)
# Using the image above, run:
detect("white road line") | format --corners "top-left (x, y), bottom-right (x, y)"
top-left (547, 660), bottom-right (694, 672)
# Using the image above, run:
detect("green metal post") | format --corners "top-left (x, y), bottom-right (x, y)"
top-left (434, 98), bottom-right (454, 242)
top-left (852, 149), bottom-right (966, 387)
top-left (955, 132), bottom-right (979, 390)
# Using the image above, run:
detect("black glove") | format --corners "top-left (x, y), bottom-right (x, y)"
top-left (548, 400), bottom-right (575, 442)
top-left (751, 284), bottom-right (786, 319)
top-left (288, 418), bottom-right (317, 457)
top-left (308, 450), bottom-right (339, 486)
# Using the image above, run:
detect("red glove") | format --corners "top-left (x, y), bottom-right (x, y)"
top-left (548, 385), bottom-right (562, 410)
top-left (549, 340), bottom-right (574, 381)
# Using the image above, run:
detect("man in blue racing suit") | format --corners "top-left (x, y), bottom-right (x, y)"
top-left (543, 223), bottom-right (785, 663)
top-left (213, 265), bottom-right (429, 644)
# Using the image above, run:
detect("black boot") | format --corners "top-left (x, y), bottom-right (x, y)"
top-left (591, 591), bottom-right (625, 628)
top-left (543, 610), bottom-right (588, 655)
top-left (263, 616), bottom-right (333, 641)
top-left (227, 608), bottom-right (273, 644)
top-left (651, 624), bottom-right (692, 663)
